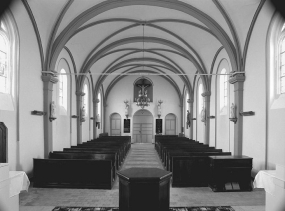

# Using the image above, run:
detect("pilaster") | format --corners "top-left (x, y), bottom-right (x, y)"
top-left (229, 72), bottom-right (245, 156)
top-left (42, 74), bottom-right (58, 158)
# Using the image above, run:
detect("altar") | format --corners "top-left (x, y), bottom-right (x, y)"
top-left (253, 164), bottom-right (285, 211)
top-left (0, 163), bottom-right (30, 211)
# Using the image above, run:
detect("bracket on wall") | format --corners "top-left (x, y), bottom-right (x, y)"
top-left (208, 116), bottom-right (215, 119)
top-left (192, 118), bottom-right (196, 120)
top-left (229, 118), bottom-right (237, 124)
top-left (71, 115), bottom-right (78, 119)
top-left (239, 111), bottom-right (255, 116)
top-left (90, 117), bottom-right (94, 120)
top-left (31, 110), bottom-right (46, 116)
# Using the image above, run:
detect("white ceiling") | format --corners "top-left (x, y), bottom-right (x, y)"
top-left (25, 0), bottom-right (262, 98)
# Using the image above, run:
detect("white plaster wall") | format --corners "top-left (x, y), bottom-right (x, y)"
top-left (9, 2), bottom-right (44, 175)
top-left (105, 75), bottom-right (181, 142)
top-left (82, 77), bottom-right (92, 143)
top-left (53, 58), bottom-right (72, 151)
top-left (242, 2), bottom-right (274, 174)
top-left (195, 79), bottom-right (205, 143)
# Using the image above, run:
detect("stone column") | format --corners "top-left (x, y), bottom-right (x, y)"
top-left (76, 91), bottom-right (85, 144)
top-left (202, 91), bottom-right (211, 145)
top-left (229, 73), bottom-right (245, 156)
top-left (42, 74), bottom-right (58, 158)
top-left (187, 99), bottom-right (194, 139)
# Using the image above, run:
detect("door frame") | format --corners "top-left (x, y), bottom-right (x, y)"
top-left (165, 113), bottom-right (177, 135)
top-left (110, 113), bottom-right (121, 136)
top-left (132, 109), bottom-right (154, 143)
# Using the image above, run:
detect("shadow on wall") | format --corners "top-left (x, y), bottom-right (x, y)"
top-left (270, 0), bottom-right (285, 19)
top-left (0, 0), bottom-right (14, 18)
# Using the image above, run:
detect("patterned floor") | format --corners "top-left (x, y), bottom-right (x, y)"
top-left (52, 206), bottom-right (235, 211)
top-left (19, 143), bottom-right (265, 211)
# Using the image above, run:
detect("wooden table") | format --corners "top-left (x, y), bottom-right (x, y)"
top-left (208, 155), bottom-right (253, 192)
top-left (117, 167), bottom-right (172, 211)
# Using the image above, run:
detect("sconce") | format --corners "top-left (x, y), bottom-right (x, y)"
top-left (49, 101), bottom-right (56, 122)
top-left (31, 110), bottom-right (46, 116)
top-left (240, 111), bottom-right (255, 116)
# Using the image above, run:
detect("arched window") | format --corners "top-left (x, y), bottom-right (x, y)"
top-left (198, 83), bottom-right (203, 113)
top-left (220, 68), bottom-right (228, 112)
top-left (0, 22), bottom-right (9, 94)
top-left (59, 68), bottom-right (67, 110)
top-left (83, 84), bottom-right (88, 116)
top-left (279, 25), bottom-right (285, 94)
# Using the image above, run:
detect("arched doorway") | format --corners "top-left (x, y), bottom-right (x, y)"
top-left (110, 113), bottom-right (121, 136)
top-left (165, 113), bottom-right (176, 135)
top-left (133, 109), bottom-right (153, 143)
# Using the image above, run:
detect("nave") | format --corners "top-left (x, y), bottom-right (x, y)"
top-left (20, 144), bottom-right (265, 211)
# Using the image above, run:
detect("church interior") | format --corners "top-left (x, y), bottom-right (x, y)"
top-left (0, 0), bottom-right (285, 211)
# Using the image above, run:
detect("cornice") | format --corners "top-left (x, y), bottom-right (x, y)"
top-left (202, 91), bottom-right (211, 97)
top-left (41, 75), bottom-right (58, 84)
top-left (228, 73), bottom-right (245, 84)
top-left (75, 91), bottom-right (85, 96)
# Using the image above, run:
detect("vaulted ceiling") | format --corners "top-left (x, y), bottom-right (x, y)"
top-left (22, 0), bottom-right (265, 100)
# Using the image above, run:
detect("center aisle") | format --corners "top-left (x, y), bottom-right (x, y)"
top-left (120, 143), bottom-right (164, 170)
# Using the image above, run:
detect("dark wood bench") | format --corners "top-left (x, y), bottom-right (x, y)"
top-left (49, 152), bottom-right (117, 181)
top-left (33, 158), bottom-right (115, 189)
top-left (171, 152), bottom-right (232, 187)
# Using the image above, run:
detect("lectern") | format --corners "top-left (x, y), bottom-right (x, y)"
top-left (117, 167), bottom-right (172, 211)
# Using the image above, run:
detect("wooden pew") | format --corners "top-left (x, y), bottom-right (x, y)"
top-left (33, 158), bottom-right (114, 189)
top-left (171, 152), bottom-right (232, 187)
top-left (49, 152), bottom-right (117, 181)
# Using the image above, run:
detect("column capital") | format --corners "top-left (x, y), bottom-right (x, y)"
top-left (93, 98), bottom-right (100, 103)
top-left (202, 91), bottom-right (211, 97)
top-left (229, 72), bottom-right (245, 84)
top-left (76, 91), bottom-right (85, 96)
top-left (41, 75), bottom-right (58, 84)
top-left (187, 99), bottom-right (194, 103)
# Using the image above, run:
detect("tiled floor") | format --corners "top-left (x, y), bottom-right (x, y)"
top-left (19, 143), bottom-right (265, 211)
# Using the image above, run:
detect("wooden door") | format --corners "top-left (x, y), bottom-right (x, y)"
top-left (133, 110), bottom-right (153, 143)
top-left (165, 114), bottom-right (176, 135)
top-left (0, 122), bottom-right (7, 163)
top-left (110, 113), bottom-right (121, 136)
